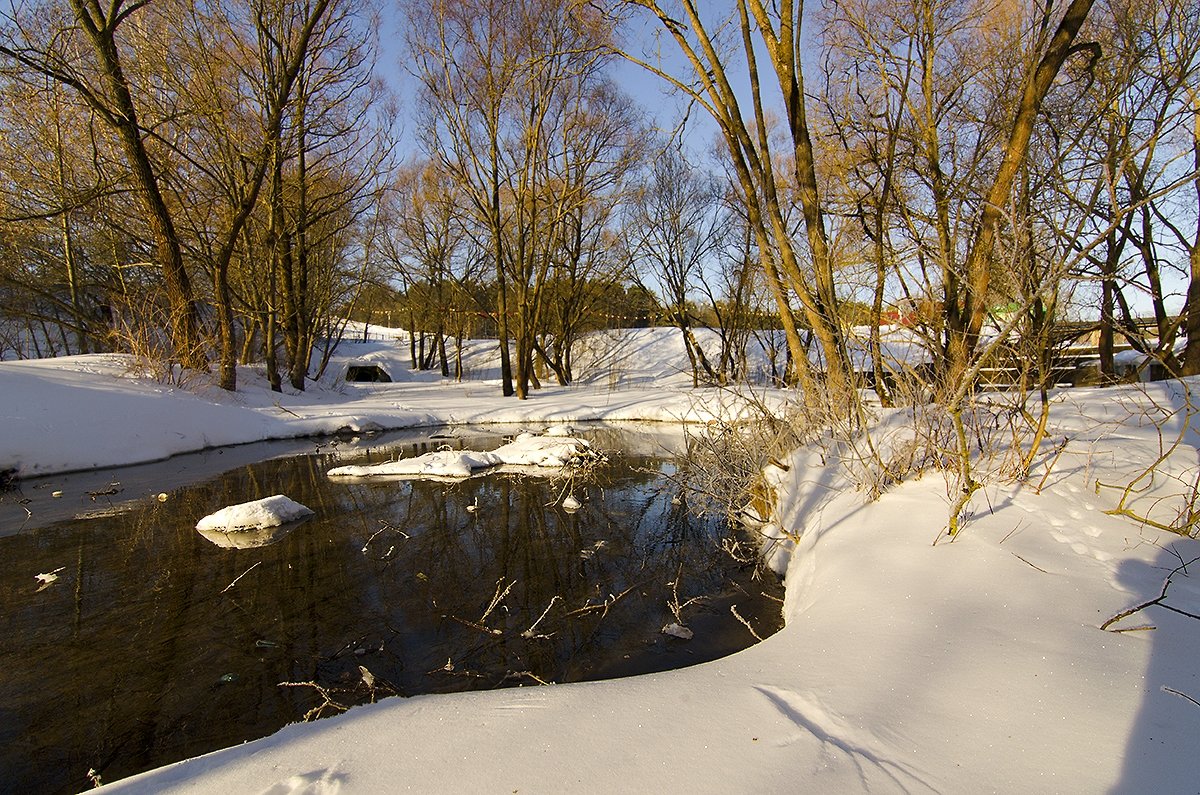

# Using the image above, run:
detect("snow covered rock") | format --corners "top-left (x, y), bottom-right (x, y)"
top-left (195, 495), bottom-right (314, 532)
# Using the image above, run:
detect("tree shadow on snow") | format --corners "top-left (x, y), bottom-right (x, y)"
top-left (1110, 540), bottom-right (1200, 794)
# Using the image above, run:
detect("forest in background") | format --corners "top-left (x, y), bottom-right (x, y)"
top-left (0, 0), bottom-right (1196, 406)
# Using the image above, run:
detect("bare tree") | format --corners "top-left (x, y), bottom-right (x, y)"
top-left (411, 0), bottom-right (625, 399)
top-left (0, 0), bottom-right (208, 367)
top-left (627, 146), bottom-right (726, 387)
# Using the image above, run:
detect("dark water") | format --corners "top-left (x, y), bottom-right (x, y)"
top-left (0, 426), bottom-right (783, 794)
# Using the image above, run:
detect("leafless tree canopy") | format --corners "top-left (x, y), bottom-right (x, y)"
top-left (0, 0), bottom-right (1196, 410)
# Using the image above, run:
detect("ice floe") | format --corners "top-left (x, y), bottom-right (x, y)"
top-left (326, 433), bottom-right (599, 481)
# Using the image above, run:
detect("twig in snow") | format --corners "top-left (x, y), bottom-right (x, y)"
top-left (273, 401), bottom-right (301, 418)
top-left (1011, 553), bottom-right (1050, 574)
top-left (1101, 554), bottom-right (1200, 630)
top-left (1034, 438), bottom-right (1071, 495)
top-left (1000, 521), bottom-right (1026, 545)
top-left (1162, 686), bottom-right (1200, 709)
top-left (220, 561), bottom-right (262, 594)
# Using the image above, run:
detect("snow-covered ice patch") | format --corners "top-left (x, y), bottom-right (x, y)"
top-left (326, 433), bottom-right (599, 481)
top-left (491, 433), bottom-right (594, 468)
top-left (327, 449), bottom-right (501, 480)
top-left (195, 495), bottom-right (315, 532)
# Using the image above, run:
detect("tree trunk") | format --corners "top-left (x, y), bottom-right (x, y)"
top-left (948, 0), bottom-right (1098, 393)
top-left (1182, 96), bottom-right (1200, 376)
top-left (69, 0), bottom-right (206, 370)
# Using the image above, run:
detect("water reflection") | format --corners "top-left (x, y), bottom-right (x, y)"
top-left (0, 426), bottom-right (782, 794)
top-left (196, 522), bottom-right (305, 549)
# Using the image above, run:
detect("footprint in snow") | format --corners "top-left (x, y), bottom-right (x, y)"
top-left (258, 767), bottom-right (345, 795)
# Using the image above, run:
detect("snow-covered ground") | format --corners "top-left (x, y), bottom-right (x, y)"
top-left (3, 327), bottom-right (1199, 793)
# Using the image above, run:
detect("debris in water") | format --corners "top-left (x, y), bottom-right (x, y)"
top-left (35, 567), bottom-right (65, 591)
top-left (661, 623), bottom-right (694, 640)
top-left (579, 540), bottom-right (607, 560)
top-left (562, 495), bottom-right (581, 513)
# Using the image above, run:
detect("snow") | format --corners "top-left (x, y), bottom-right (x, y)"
top-left (490, 432), bottom-right (595, 468)
top-left (2, 327), bottom-right (1198, 793)
top-left (326, 432), bottom-right (596, 480)
top-left (327, 449), bottom-right (501, 480)
top-left (195, 495), bottom-right (314, 532)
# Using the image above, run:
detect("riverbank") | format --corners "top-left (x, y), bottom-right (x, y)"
top-left (3, 336), bottom-right (1198, 792)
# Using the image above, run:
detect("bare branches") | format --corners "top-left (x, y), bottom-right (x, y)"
top-left (220, 560), bottom-right (262, 594)
top-left (1101, 553), bottom-right (1200, 630)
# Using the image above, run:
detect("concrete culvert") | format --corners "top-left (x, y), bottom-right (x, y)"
top-left (345, 364), bottom-right (392, 383)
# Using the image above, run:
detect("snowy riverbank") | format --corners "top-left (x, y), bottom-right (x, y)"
top-left (3, 335), bottom-right (1199, 792)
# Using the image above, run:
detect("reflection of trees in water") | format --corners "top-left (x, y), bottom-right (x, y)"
top-left (0, 434), bottom-right (782, 795)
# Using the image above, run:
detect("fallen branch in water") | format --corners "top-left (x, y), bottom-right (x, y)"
top-left (501, 670), bottom-right (554, 686)
top-left (220, 561), bottom-right (261, 594)
top-left (565, 581), bottom-right (641, 618)
top-left (480, 578), bottom-right (515, 625)
top-left (277, 680), bottom-right (349, 721)
top-left (449, 614), bottom-right (503, 635)
top-left (730, 604), bottom-right (763, 641)
top-left (522, 595), bottom-right (561, 639)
